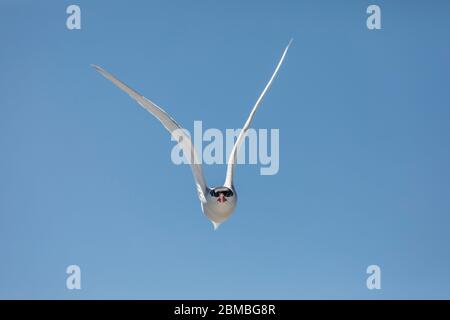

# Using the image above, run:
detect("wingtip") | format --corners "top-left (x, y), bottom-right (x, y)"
top-left (287, 38), bottom-right (294, 48)
top-left (91, 64), bottom-right (110, 78)
top-left (91, 64), bottom-right (102, 71)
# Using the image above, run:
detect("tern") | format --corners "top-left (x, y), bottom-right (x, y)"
top-left (92, 40), bottom-right (291, 230)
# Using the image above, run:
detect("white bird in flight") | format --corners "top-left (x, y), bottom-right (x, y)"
top-left (92, 40), bottom-right (292, 230)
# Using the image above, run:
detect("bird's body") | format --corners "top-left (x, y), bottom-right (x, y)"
top-left (92, 40), bottom-right (291, 229)
top-left (203, 186), bottom-right (237, 230)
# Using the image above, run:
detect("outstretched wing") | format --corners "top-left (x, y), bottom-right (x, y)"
top-left (224, 40), bottom-right (292, 188)
top-left (92, 65), bottom-right (208, 202)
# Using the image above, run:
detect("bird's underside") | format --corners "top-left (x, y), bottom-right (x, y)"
top-left (92, 40), bottom-right (291, 230)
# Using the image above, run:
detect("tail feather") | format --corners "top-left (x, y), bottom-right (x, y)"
top-left (211, 221), bottom-right (221, 230)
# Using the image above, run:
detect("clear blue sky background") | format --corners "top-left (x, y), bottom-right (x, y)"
top-left (1, 0), bottom-right (450, 299)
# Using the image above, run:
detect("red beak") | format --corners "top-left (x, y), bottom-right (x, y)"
top-left (217, 193), bottom-right (227, 203)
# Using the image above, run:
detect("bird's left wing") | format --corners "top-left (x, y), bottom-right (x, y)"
top-left (92, 65), bottom-right (208, 202)
top-left (224, 40), bottom-right (292, 188)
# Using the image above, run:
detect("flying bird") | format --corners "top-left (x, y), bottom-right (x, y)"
top-left (92, 40), bottom-right (291, 230)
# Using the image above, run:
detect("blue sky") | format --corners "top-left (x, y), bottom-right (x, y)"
top-left (1, 0), bottom-right (450, 299)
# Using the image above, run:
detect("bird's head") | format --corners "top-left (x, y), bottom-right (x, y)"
top-left (209, 187), bottom-right (234, 204)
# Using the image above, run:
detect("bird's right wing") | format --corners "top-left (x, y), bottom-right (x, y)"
top-left (92, 65), bottom-right (208, 203)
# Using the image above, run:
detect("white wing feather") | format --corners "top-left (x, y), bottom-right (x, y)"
top-left (92, 65), bottom-right (208, 202)
top-left (224, 40), bottom-right (292, 187)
